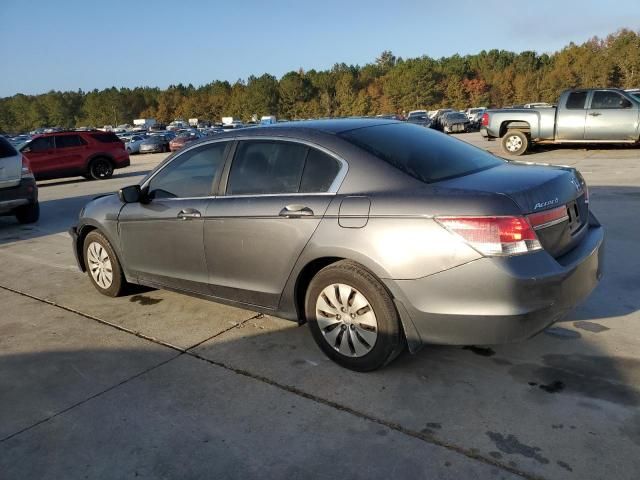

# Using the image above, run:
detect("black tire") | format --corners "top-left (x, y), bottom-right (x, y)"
top-left (501, 130), bottom-right (529, 156)
top-left (15, 202), bottom-right (40, 224)
top-left (305, 260), bottom-right (404, 371)
top-left (83, 230), bottom-right (127, 297)
top-left (88, 157), bottom-right (114, 180)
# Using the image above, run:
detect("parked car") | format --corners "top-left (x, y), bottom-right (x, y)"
top-left (169, 132), bottom-right (201, 151)
top-left (441, 112), bottom-right (471, 133)
top-left (70, 119), bottom-right (603, 371)
top-left (123, 135), bottom-right (148, 154)
top-left (19, 131), bottom-right (130, 180)
top-left (405, 113), bottom-right (431, 128)
top-left (0, 136), bottom-right (39, 223)
top-left (464, 108), bottom-right (486, 128)
top-left (429, 109), bottom-right (455, 131)
top-left (139, 135), bottom-right (170, 153)
top-left (407, 110), bottom-right (428, 120)
top-left (481, 88), bottom-right (640, 155)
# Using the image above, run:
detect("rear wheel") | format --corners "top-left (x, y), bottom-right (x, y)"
top-left (15, 202), bottom-right (39, 224)
top-left (305, 260), bottom-right (404, 371)
top-left (88, 157), bottom-right (114, 180)
top-left (83, 231), bottom-right (127, 296)
top-left (501, 130), bottom-right (529, 155)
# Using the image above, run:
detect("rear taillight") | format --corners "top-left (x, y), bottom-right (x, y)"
top-left (481, 113), bottom-right (489, 126)
top-left (527, 206), bottom-right (568, 230)
top-left (436, 216), bottom-right (542, 256)
top-left (21, 156), bottom-right (34, 178)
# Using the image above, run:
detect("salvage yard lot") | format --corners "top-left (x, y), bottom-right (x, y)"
top-left (1, 133), bottom-right (639, 480)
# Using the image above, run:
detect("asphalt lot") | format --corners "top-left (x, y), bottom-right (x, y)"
top-left (1, 133), bottom-right (639, 479)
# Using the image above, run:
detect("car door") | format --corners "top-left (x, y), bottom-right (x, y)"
top-left (585, 90), bottom-right (639, 140)
top-left (52, 134), bottom-right (87, 174)
top-left (20, 136), bottom-right (55, 177)
top-left (118, 141), bottom-right (229, 293)
top-left (203, 139), bottom-right (345, 308)
top-left (555, 91), bottom-right (588, 140)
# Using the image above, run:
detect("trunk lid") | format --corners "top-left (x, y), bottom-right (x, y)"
top-left (0, 140), bottom-right (22, 189)
top-left (438, 162), bottom-right (588, 257)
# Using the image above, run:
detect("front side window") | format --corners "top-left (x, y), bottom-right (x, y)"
top-left (147, 142), bottom-right (227, 199)
top-left (591, 91), bottom-right (631, 109)
top-left (55, 135), bottom-right (85, 148)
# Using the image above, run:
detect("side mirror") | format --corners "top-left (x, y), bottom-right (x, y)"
top-left (118, 185), bottom-right (142, 203)
top-left (620, 99), bottom-right (632, 108)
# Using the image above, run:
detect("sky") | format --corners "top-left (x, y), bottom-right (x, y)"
top-left (1, 0), bottom-right (638, 98)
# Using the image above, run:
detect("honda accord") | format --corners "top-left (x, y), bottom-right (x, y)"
top-left (70, 119), bottom-right (604, 371)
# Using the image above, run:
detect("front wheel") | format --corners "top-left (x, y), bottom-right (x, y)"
top-left (305, 260), bottom-right (404, 371)
top-left (501, 130), bottom-right (529, 155)
top-left (88, 157), bottom-right (114, 180)
top-left (83, 230), bottom-right (127, 296)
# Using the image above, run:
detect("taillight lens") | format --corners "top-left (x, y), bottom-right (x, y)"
top-left (527, 206), bottom-right (568, 230)
top-left (481, 113), bottom-right (489, 126)
top-left (21, 156), bottom-right (34, 178)
top-left (436, 216), bottom-right (542, 256)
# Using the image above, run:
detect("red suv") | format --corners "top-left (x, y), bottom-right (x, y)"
top-left (20, 131), bottom-right (130, 180)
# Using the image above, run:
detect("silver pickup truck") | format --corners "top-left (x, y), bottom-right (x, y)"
top-left (480, 88), bottom-right (640, 155)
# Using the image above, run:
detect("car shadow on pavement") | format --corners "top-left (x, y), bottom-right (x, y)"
top-left (0, 193), bottom-right (102, 245)
top-left (1, 320), bottom-right (639, 480)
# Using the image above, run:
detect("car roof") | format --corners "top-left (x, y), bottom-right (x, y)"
top-left (242, 118), bottom-right (398, 135)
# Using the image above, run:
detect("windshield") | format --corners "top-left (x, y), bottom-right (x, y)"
top-left (340, 123), bottom-right (503, 183)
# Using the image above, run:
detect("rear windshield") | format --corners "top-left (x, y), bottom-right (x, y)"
top-left (340, 123), bottom-right (503, 183)
top-left (0, 137), bottom-right (18, 158)
top-left (90, 132), bottom-right (122, 143)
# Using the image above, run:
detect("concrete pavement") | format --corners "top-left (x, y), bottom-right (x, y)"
top-left (1, 139), bottom-right (639, 479)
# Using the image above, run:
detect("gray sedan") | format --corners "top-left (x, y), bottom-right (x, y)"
top-left (70, 119), bottom-right (604, 371)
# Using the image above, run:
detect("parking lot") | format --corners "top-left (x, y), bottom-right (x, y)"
top-left (1, 133), bottom-right (639, 479)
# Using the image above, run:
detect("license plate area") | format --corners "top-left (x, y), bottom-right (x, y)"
top-left (566, 200), bottom-right (581, 234)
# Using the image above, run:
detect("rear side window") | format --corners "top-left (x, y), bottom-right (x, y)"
top-left (340, 123), bottom-right (502, 183)
top-left (26, 136), bottom-right (55, 152)
top-left (90, 132), bottom-right (122, 143)
top-left (55, 135), bottom-right (86, 148)
top-left (227, 141), bottom-right (308, 195)
top-left (148, 142), bottom-right (227, 199)
top-left (591, 91), bottom-right (631, 109)
top-left (566, 92), bottom-right (588, 109)
top-left (299, 148), bottom-right (341, 193)
top-left (0, 137), bottom-right (17, 158)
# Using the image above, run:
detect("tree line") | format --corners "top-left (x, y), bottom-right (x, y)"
top-left (1, 29), bottom-right (638, 133)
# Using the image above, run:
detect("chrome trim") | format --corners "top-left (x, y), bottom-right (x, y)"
top-left (141, 136), bottom-right (349, 196)
top-left (532, 215), bottom-right (569, 230)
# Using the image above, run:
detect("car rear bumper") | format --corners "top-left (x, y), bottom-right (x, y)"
top-left (0, 178), bottom-right (38, 214)
top-left (385, 215), bottom-right (604, 347)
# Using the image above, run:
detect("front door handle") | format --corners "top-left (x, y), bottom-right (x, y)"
top-left (177, 208), bottom-right (201, 220)
top-left (279, 204), bottom-right (314, 218)
top-left (588, 112), bottom-right (602, 117)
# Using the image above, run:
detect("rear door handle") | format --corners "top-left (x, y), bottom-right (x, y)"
top-left (177, 208), bottom-right (201, 220)
top-left (588, 112), bottom-right (602, 117)
top-left (279, 204), bottom-right (314, 217)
